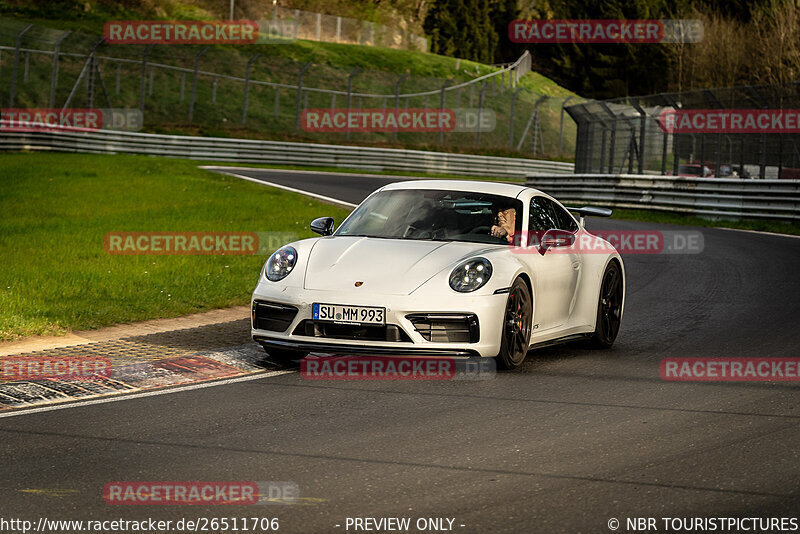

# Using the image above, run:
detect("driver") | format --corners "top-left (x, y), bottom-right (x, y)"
top-left (490, 206), bottom-right (516, 243)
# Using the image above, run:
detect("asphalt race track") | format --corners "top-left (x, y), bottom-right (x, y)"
top-left (2, 168), bottom-right (799, 533)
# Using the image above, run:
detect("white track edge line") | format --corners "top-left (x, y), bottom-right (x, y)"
top-left (211, 170), bottom-right (357, 208)
top-left (716, 227), bottom-right (800, 239)
top-left (0, 370), bottom-right (296, 419)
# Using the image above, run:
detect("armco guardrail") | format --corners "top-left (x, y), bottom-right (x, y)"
top-left (526, 174), bottom-right (800, 221)
top-left (0, 128), bottom-right (574, 178)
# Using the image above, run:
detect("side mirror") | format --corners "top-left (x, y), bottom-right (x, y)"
top-left (310, 217), bottom-right (335, 236)
top-left (539, 229), bottom-right (575, 255)
top-left (566, 206), bottom-right (612, 227)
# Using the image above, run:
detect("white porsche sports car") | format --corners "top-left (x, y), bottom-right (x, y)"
top-left (252, 180), bottom-right (624, 369)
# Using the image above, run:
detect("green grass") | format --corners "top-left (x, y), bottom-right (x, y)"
top-left (0, 152), bottom-right (351, 340)
top-left (610, 208), bottom-right (800, 236)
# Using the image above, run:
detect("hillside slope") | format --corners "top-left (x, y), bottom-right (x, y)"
top-left (0, 2), bottom-right (581, 159)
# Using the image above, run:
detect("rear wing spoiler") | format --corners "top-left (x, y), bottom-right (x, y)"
top-left (566, 206), bottom-right (612, 226)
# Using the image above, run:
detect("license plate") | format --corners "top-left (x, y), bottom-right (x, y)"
top-left (312, 303), bottom-right (385, 325)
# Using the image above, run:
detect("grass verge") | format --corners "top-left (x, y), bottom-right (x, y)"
top-left (0, 152), bottom-right (352, 340)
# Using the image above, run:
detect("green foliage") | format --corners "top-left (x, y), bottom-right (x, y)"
top-left (424, 0), bottom-right (498, 63)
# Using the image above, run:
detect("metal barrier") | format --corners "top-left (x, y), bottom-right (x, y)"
top-left (527, 174), bottom-right (800, 221)
top-left (0, 128), bottom-right (574, 178)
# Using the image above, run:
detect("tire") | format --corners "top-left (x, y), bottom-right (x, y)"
top-left (495, 277), bottom-right (533, 370)
top-left (261, 346), bottom-right (308, 364)
top-left (589, 261), bottom-right (623, 349)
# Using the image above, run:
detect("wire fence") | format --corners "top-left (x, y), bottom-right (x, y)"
top-left (568, 84), bottom-right (800, 179)
top-left (265, 5), bottom-right (427, 51)
top-left (0, 17), bottom-right (581, 159)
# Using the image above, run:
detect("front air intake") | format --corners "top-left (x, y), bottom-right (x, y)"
top-left (406, 314), bottom-right (479, 343)
top-left (252, 301), bottom-right (299, 332)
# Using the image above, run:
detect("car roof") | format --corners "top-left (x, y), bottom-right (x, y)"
top-left (379, 179), bottom-right (544, 198)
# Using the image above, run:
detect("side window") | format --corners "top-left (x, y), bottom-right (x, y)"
top-left (529, 197), bottom-right (559, 231)
top-left (550, 201), bottom-right (579, 232)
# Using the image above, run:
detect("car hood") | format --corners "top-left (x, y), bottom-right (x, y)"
top-left (303, 236), bottom-right (496, 295)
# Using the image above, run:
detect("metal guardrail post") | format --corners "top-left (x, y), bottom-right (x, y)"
top-left (187, 46), bottom-right (209, 123)
top-left (49, 30), bottom-right (72, 108)
top-left (660, 117), bottom-right (669, 176)
top-left (476, 82), bottom-right (487, 147)
top-left (9, 24), bottom-right (33, 107)
top-left (393, 73), bottom-right (409, 142)
top-left (599, 102), bottom-right (617, 173)
top-left (241, 53), bottom-right (261, 124)
top-left (531, 97), bottom-right (547, 157)
top-left (558, 96), bottom-right (574, 156)
top-left (295, 62), bottom-right (312, 131)
top-left (139, 44), bottom-right (154, 113)
top-left (438, 79), bottom-right (452, 146)
top-left (625, 117), bottom-right (637, 174)
top-left (631, 102), bottom-right (647, 175)
top-left (746, 85), bottom-right (768, 179)
top-left (508, 87), bottom-right (523, 149)
top-left (92, 53), bottom-right (113, 109)
top-left (87, 49), bottom-right (97, 108)
top-left (516, 95), bottom-right (547, 152)
top-left (62, 38), bottom-right (104, 111)
top-left (345, 67), bottom-right (360, 140)
top-left (702, 88), bottom-right (725, 178)
top-left (598, 123), bottom-right (608, 172)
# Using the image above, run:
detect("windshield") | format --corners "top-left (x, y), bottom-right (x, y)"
top-left (335, 189), bottom-right (523, 244)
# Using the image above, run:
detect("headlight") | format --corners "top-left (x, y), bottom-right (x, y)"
top-left (265, 246), bottom-right (297, 282)
top-left (449, 257), bottom-right (492, 292)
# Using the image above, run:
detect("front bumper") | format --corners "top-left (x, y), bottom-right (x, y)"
top-left (253, 336), bottom-right (479, 357)
top-left (251, 283), bottom-right (508, 358)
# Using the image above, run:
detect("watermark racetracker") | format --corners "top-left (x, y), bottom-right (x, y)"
top-left (104, 232), bottom-right (298, 255)
top-left (509, 19), bottom-right (703, 44)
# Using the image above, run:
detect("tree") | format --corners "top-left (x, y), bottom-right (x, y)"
top-left (424, 0), bottom-right (497, 63)
top-left (491, 0), bottom-right (522, 63)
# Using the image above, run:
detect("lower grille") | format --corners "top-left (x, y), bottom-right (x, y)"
top-left (406, 313), bottom-right (480, 343)
top-left (252, 301), bottom-right (299, 332)
top-left (292, 320), bottom-right (412, 342)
